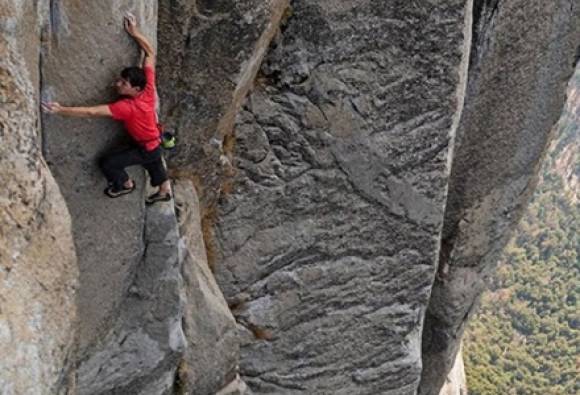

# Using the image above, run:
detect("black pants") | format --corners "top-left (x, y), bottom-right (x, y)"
top-left (99, 145), bottom-right (167, 190)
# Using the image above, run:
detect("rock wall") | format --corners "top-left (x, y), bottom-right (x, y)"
top-left (0, 1), bottom-right (78, 393)
top-left (173, 180), bottom-right (239, 394)
top-left (552, 67), bottom-right (580, 205)
top-left (157, 0), bottom-right (290, 207)
top-left (213, 1), bottom-right (472, 393)
top-left (76, 185), bottom-right (184, 395)
top-left (15, 1), bottom-right (251, 393)
top-left (419, 1), bottom-right (580, 393)
top-left (2, 0), bottom-right (579, 394)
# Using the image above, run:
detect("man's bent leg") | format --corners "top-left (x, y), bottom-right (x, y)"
top-left (143, 152), bottom-right (172, 204)
top-left (99, 147), bottom-right (143, 190)
top-left (143, 159), bottom-right (170, 193)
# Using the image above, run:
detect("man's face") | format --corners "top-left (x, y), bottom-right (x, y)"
top-left (115, 77), bottom-right (141, 97)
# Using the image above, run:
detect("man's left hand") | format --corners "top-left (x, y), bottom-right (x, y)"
top-left (42, 101), bottom-right (63, 114)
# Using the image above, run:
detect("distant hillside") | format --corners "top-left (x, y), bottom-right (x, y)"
top-left (463, 68), bottom-right (579, 395)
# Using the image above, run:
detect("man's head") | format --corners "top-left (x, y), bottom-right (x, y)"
top-left (115, 67), bottom-right (146, 97)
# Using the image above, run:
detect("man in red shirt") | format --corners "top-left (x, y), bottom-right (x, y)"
top-left (43, 14), bottom-right (171, 205)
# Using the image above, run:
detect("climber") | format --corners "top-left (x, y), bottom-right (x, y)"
top-left (42, 13), bottom-right (171, 205)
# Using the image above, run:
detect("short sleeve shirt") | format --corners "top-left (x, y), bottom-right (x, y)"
top-left (108, 66), bottom-right (160, 151)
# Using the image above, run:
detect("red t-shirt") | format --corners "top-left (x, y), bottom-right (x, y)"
top-left (108, 66), bottom-right (160, 151)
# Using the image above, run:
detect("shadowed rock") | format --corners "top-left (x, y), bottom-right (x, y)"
top-left (157, 0), bottom-right (290, 207)
top-left (419, 1), bottom-right (580, 393)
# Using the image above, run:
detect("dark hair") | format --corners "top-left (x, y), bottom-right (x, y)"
top-left (120, 67), bottom-right (147, 90)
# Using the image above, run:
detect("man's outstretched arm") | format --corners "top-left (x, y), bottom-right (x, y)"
top-left (124, 14), bottom-right (155, 69)
top-left (42, 102), bottom-right (112, 117)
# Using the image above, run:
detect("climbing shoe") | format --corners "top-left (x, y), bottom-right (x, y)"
top-left (104, 182), bottom-right (135, 198)
top-left (145, 191), bottom-right (172, 205)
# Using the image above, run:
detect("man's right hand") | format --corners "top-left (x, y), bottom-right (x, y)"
top-left (124, 13), bottom-right (138, 37)
top-left (123, 12), bottom-right (155, 68)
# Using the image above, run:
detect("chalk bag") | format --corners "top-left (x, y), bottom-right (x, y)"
top-left (161, 131), bottom-right (176, 150)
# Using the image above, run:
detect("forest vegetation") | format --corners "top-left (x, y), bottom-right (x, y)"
top-left (464, 71), bottom-right (579, 395)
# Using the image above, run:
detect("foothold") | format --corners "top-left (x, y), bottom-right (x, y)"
top-left (209, 137), bottom-right (222, 149)
top-left (219, 155), bottom-right (230, 166)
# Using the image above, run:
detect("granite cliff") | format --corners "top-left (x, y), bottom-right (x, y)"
top-left (1, 1), bottom-right (578, 394)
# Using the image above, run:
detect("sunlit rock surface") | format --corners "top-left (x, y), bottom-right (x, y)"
top-left (41, 1), bottom-right (158, 354)
top-left (0, 1), bottom-right (77, 393)
top-left (439, 347), bottom-right (467, 395)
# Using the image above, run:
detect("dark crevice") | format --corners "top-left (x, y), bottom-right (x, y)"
top-left (49, 0), bottom-right (61, 41)
top-left (39, 22), bottom-right (49, 159)
top-left (435, 236), bottom-right (453, 282)
top-left (435, 1), bottom-right (503, 280)
top-left (38, 57), bottom-right (46, 158)
top-left (469, 0), bottom-right (500, 70)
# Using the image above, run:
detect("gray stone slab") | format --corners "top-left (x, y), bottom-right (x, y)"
top-left (77, 188), bottom-right (184, 395)
top-left (214, 1), bottom-right (472, 393)
top-left (174, 180), bottom-right (241, 395)
top-left (438, 346), bottom-right (466, 395)
top-left (40, 0), bottom-right (158, 352)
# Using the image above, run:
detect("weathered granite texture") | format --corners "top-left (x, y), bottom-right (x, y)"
top-left (3, 0), bottom-right (579, 393)
top-left (41, 0), bottom-right (158, 353)
top-left (74, 179), bottom-right (244, 395)
top-left (419, 1), bottom-right (580, 393)
top-left (213, 1), bottom-right (472, 393)
top-left (34, 0), bottom-right (288, 392)
top-left (157, 0), bottom-right (289, 207)
top-left (77, 192), bottom-right (184, 395)
top-left (0, 1), bottom-right (78, 393)
top-left (173, 180), bottom-right (241, 395)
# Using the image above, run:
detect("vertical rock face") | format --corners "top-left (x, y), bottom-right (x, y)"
top-left (0, 1), bottom-right (78, 393)
top-left (438, 347), bottom-right (466, 395)
top-left (41, 0), bottom-right (158, 353)
top-left (39, 2), bottom-right (193, 392)
top-left (552, 67), bottom-right (580, 205)
top-left (173, 180), bottom-right (240, 394)
top-left (77, 194), bottom-right (184, 395)
top-left (24, 1), bottom-right (289, 392)
top-left (214, 1), bottom-right (472, 393)
top-left (420, 1), bottom-right (580, 393)
top-left (2, 1), bottom-right (579, 394)
top-left (157, 0), bottom-right (289, 206)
